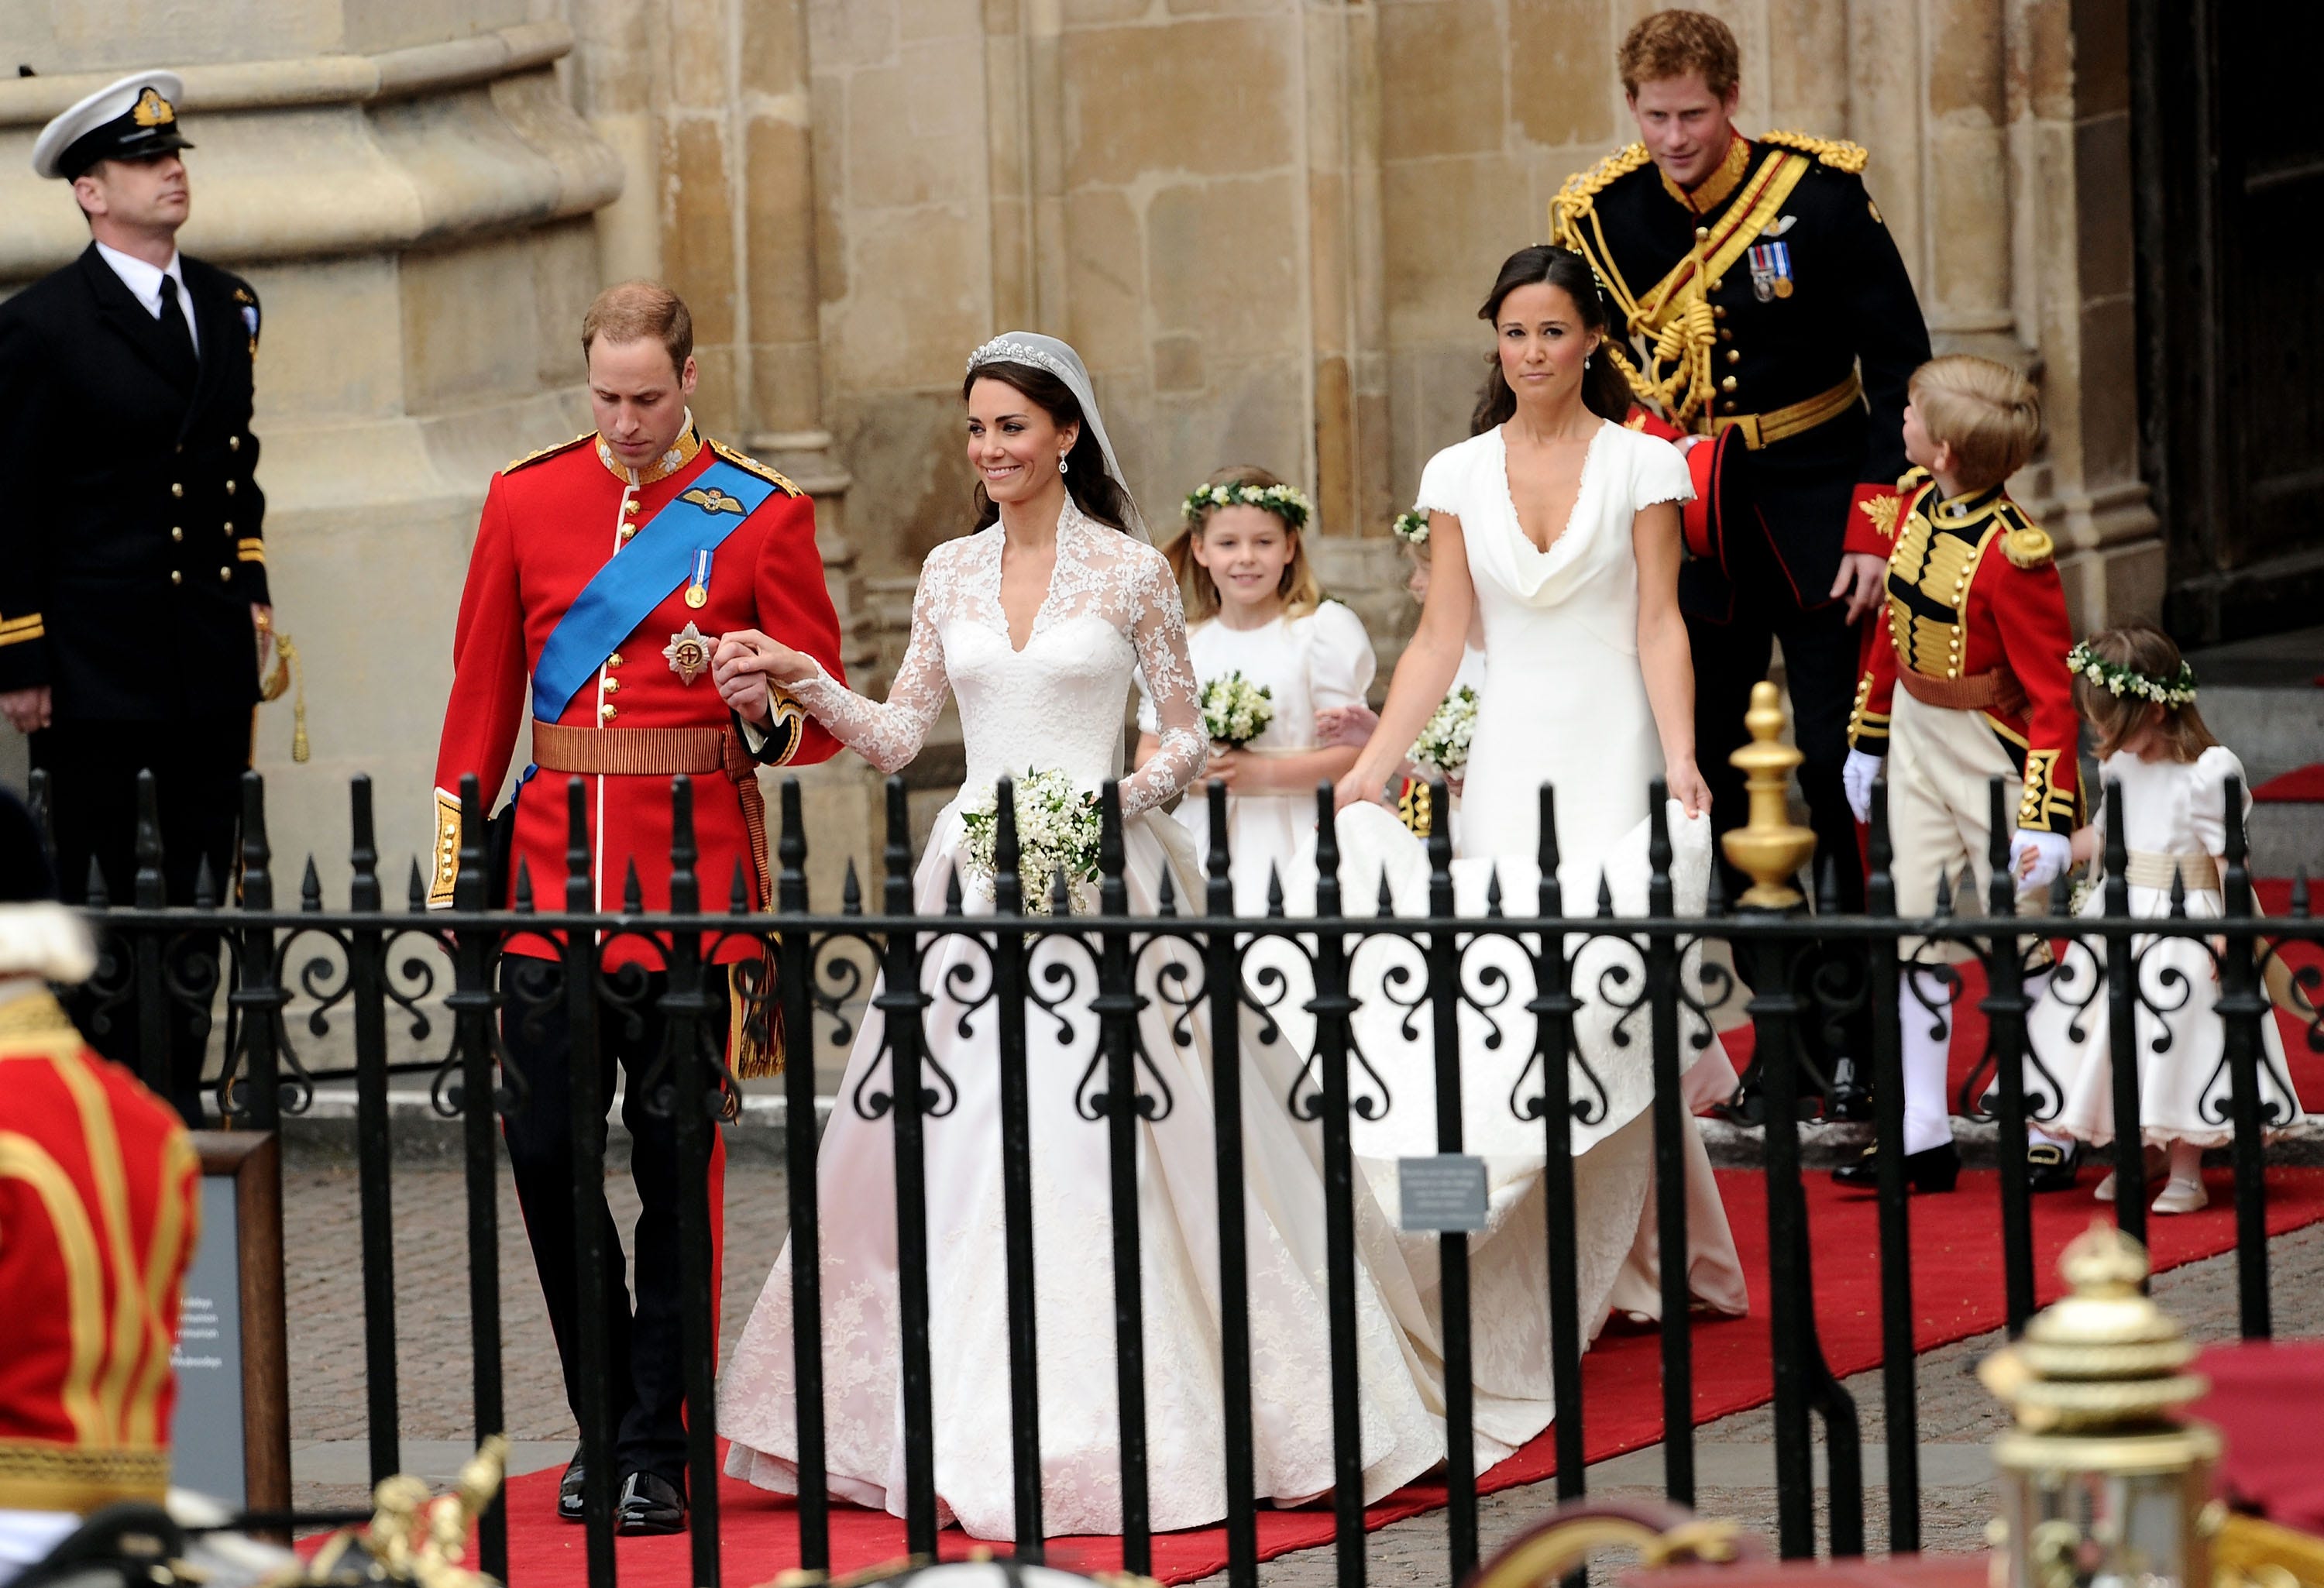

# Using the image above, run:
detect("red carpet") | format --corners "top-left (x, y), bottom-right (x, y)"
top-left (2257, 766), bottom-right (2324, 803)
top-left (476, 1166), bottom-right (2324, 1586)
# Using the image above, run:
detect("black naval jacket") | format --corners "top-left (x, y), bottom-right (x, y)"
top-left (0, 243), bottom-right (269, 720)
top-left (1553, 133), bottom-right (1930, 620)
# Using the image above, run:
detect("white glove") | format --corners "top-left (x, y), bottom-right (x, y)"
top-left (1842, 749), bottom-right (1881, 825)
top-left (2009, 827), bottom-right (2072, 892)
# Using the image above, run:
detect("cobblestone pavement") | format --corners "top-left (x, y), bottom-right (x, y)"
top-left (281, 1150), bottom-right (2322, 1579)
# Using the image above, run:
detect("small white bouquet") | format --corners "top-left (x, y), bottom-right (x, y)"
top-left (1198, 671), bottom-right (1275, 750)
top-left (960, 768), bottom-right (1102, 916)
top-left (1410, 685), bottom-right (1480, 779)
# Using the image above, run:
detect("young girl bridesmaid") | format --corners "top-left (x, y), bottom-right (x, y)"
top-left (1136, 466), bottom-right (1376, 912)
top-left (2030, 622), bottom-right (2305, 1213)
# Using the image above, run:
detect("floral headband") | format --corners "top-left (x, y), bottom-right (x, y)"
top-left (2066, 639), bottom-right (2198, 706)
top-left (1391, 510), bottom-right (1429, 547)
top-left (1184, 479), bottom-right (1313, 531)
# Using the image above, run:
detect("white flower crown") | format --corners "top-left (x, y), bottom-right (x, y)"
top-left (2065, 639), bottom-right (2199, 706)
top-left (1182, 479), bottom-right (1314, 530)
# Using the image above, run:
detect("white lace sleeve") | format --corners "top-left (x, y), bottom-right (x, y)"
top-left (1122, 550), bottom-right (1205, 816)
top-left (788, 561), bottom-right (951, 775)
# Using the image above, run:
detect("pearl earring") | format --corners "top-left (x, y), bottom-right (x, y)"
top-left (1059, 453), bottom-right (1070, 476)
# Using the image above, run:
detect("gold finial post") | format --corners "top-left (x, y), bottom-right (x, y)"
top-left (1720, 680), bottom-right (1817, 909)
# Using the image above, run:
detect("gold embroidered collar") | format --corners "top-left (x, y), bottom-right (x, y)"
top-left (1925, 483), bottom-right (2003, 530)
top-left (596, 411), bottom-right (703, 488)
top-left (1662, 132), bottom-right (1753, 215)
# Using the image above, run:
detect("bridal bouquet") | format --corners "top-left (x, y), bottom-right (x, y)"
top-left (1410, 685), bottom-right (1480, 779)
top-left (959, 768), bottom-right (1102, 916)
top-left (1198, 672), bottom-right (1275, 749)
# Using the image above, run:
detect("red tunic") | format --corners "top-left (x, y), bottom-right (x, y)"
top-left (428, 426), bottom-right (846, 964)
top-left (1846, 470), bottom-right (2080, 834)
top-left (0, 989), bottom-right (198, 1512)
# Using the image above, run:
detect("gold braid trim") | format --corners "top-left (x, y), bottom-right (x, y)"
top-left (500, 431), bottom-right (594, 476)
top-left (0, 1440), bottom-right (170, 1512)
top-left (1758, 129), bottom-right (1869, 173)
top-left (710, 439), bottom-right (805, 498)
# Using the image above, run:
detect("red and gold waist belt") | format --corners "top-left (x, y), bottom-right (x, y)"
top-left (532, 723), bottom-right (733, 777)
top-left (1896, 666), bottom-right (2026, 717)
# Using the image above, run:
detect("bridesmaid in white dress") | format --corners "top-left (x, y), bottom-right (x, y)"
top-left (1328, 246), bottom-right (1748, 1462)
top-left (1135, 466), bottom-right (1377, 913)
top-left (710, 335), bottom-right (1442, 1540)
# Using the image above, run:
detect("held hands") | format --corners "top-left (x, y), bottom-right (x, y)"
top-left (712, 629), bottom-right (813, 724)
top-left (2009, 828), bottom-right (2073, 892)
top-left (1842, 748), bottom-right (1881, 825)
top-left (1313, 703), bottom-right (1379, 749)
top-left (1829, 552), bottom-right (1889, 625)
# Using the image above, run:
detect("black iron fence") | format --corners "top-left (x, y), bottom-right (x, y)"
top-left (27, 757), bottom-right (2318, 1588)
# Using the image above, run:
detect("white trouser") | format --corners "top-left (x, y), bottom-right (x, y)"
top-left (1900, 966), bottom-right (2068, 1156)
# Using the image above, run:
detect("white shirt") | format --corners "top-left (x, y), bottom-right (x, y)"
top-left (95, 239), bottom-right (198, 358)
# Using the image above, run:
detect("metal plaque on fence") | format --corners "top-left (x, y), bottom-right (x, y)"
top-left (1398, 1153), bottom-right (1488, 1232)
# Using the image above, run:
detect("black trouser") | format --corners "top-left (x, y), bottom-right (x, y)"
top-left (1687, 501), bottom-right (1873, 1096)
top-left (499, 957), bottom-right (727, 1489)
top-left (31, 713), bottom-right (246, 1127)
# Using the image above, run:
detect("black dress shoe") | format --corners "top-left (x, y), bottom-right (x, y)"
top-left (2025, 1141), bottom-right (2081, 1194)
top-left (1825, 1056), bottom-right (1873, 1122)
top-left (1831, 1140), bottom-right (1960, 1193)
top-left (615, 1472), bottom-right (687, 1536)
top-left (558, 1447), bottom-right (586, 1523)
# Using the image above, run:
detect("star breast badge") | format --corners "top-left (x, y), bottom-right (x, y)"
top-left (681, 485), bottom-right (746, 515)
top-left (664, 621), bottom-right (713, 684)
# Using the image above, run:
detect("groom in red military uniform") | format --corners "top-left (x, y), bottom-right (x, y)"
top-left (430, 281), bottom-right (844, 1535)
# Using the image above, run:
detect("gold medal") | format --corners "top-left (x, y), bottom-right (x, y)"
top-left (685, 585), bottom-right (707, 608)
top-left (1772, 277), bottom-right (1794, 299)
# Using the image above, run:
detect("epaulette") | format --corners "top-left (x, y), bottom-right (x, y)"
top-left (501, 431), bottom-right (593, 475)
top-left (1997, 501), bottom-right (2055, 569)
top-left (1897, 464), bottom-right (1931, 493)
top-left (1552, 142), bottom-right (1653, 222)
top-left (710, 438), bottom-right (803, 497)
top-left (1759, 129), bottom-right (1869, 174)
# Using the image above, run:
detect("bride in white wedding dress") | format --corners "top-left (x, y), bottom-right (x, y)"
top-left (711, 334), bottom-right (1442, 1539)
top-left (1326, 247), bottom-right (1748, 1465)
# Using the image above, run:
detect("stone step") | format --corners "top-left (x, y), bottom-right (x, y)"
top-left (2251, 799), bottom-right (2324, 878)
top-left (2182, 626), bottom-right (2324, 787)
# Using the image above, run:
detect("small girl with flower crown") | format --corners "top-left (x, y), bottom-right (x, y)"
top-left (1134, 466), bottom-right (1376, 911)
top-left (2027, 621), bottom-right (2305, 1213)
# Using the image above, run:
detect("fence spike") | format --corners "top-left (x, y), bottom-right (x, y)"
top-left (456, 773), bottom-right (486, 914)
top-left (1485, 866), bottom-right (1504, 918)
top-left (194, 853), bottom-right (218, 912)
top-left (563, 776), bottom-right (591, 914)
top-left (349, 774), bottom-right (380, 913)
top-left (133, 770), bottom-right (164, 909)
top-left (669, 775), bottom-right (699, 917)
top-left (1594, 868), bottom-right (1614, 917)
top-left (882, 776), bottom-right (913, 916)
top-left (731, 859), bottom-right (751, 914)
top-left (84, 855), bottom-right (111, 910)
top-left (301, 856), bottom-right (322, 912)
top-left (1934, 864), bottom-right (1954, 917)
top-left (514, 859), bottom-right (535, 913)
top-left (944, 864), bottom-right (964, 916)
top-left (2168, 867), bottom-right (2188, 918)
top-left (623, 858), bottom-right (644, 916)
top-left (1205, 781), bottom-right (1232, 918)
top-left (406, 858), bottom-right (425, 912)
top-left (1098, 779), bottom-right (1126, 916)
top-left (1050, 865), bottom-right (1072, 916)
top-left (1312, 781), bottom-right (1341, 924)
top-left (841, 859), bottom-right (862, 916)
top-left (239, 771), bottom-right (273, 911)
top-left (1265, 863), bottom-right (1285, 919)
top-left (778, 778), bottom-right (809, 914)
top-left (994, 774), bottom-right (1021, 916)
top-left (1704, 857), bottom-right (1728, 918)
top-left (1156, 864), bottom-right (1176, 917)
top-left (1817, 850), bottom-right (1841, 917)
top-left (2294, 869), bottom-right (2311, 917)
top-left (1377, 871), bottom-right (1395, 919)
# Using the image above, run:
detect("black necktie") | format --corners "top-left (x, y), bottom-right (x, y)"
top-left (156, 273), bottom-right (199, 380)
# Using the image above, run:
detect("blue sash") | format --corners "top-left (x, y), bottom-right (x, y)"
top-left (531, 457), bottom-right (775, 722)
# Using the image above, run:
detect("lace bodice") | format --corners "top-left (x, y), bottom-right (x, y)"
top-left (790, 501), bottom-right (1206, 816)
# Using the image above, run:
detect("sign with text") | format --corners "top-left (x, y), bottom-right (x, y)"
top-left (170, 1134), bottom-right (289, 1520)
top-left (170, 1175), bottom-right (249, 1504)
top-left (1397, 1153), bottom-right (1488, 1232)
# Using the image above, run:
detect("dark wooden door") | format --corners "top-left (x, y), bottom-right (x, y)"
top-left (2136, 0), bottom-right (2324, 641)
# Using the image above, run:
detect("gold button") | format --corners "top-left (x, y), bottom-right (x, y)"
top-left (1709, 277), bottom-right (1724, 293)
top-left (1714, 305), bottom-right (1728, 320)
top-left (603, 677), bottom-right (621, 695)
top-left (223, 521), bottom-right (233, 534)
top-left (170, 483), bottom-right (184, 498)
top-left (624, 499), bottom-right (641, 514)
top-left (225, 480), bottom-right (236, 497)
top-left (170, 527), bottom-right (184, 542)
top-left (219, 566), bottom-right (232, 583)
top-left (1726, 349), bottom-right (1740, 364)
top-left (607, 652), bottom-right (624, 669)
top-left (170, 570), bottom-right (183, 586)
top-left (1718, 399), bottom-right (1736, 413)
top-left (617, 524), bottom-right (637, 541)
top-left (1721, 375), bottom-right (1738, 392)
top-left (229, 435), bottom-right (241, 452)
top-left (1694, 226), bottom-right (1710, 242)
top-left (600, 703), bottom-right (617, 720)
top-left (1717, 328), bottom-right (1732, 342)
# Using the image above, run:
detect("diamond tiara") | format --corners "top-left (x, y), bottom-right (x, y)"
top-left (966, 336), bottom-right (1077, 384)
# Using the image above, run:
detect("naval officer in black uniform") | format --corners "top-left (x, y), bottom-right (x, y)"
top-left (0, 70), bottom-right (272, 1126)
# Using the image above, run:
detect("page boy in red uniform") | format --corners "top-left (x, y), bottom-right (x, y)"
top-left (1836, 354), bottom-right (2080, 1195)
top-left (429, 282), bottom-right (844, 1535)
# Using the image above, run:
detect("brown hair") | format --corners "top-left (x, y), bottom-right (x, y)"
top-left (959, 361), bottom-right (1134, 533)
top-left (582, 280), bottom-right (693, 375)
top-left (2073, 623), bottom-right (2220, 763)
top-left (1165, 465), bottom-right (1325, 624)
top-left (1472, 244), bottom-right (1635, 434)
top-left (1619, 10), bottom-right (1742, 101)
top-left (1908, 355), bottom-right (2043, 491)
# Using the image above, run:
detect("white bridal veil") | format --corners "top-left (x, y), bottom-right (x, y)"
top-left (965, 332), bottom-right (1150, 542)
